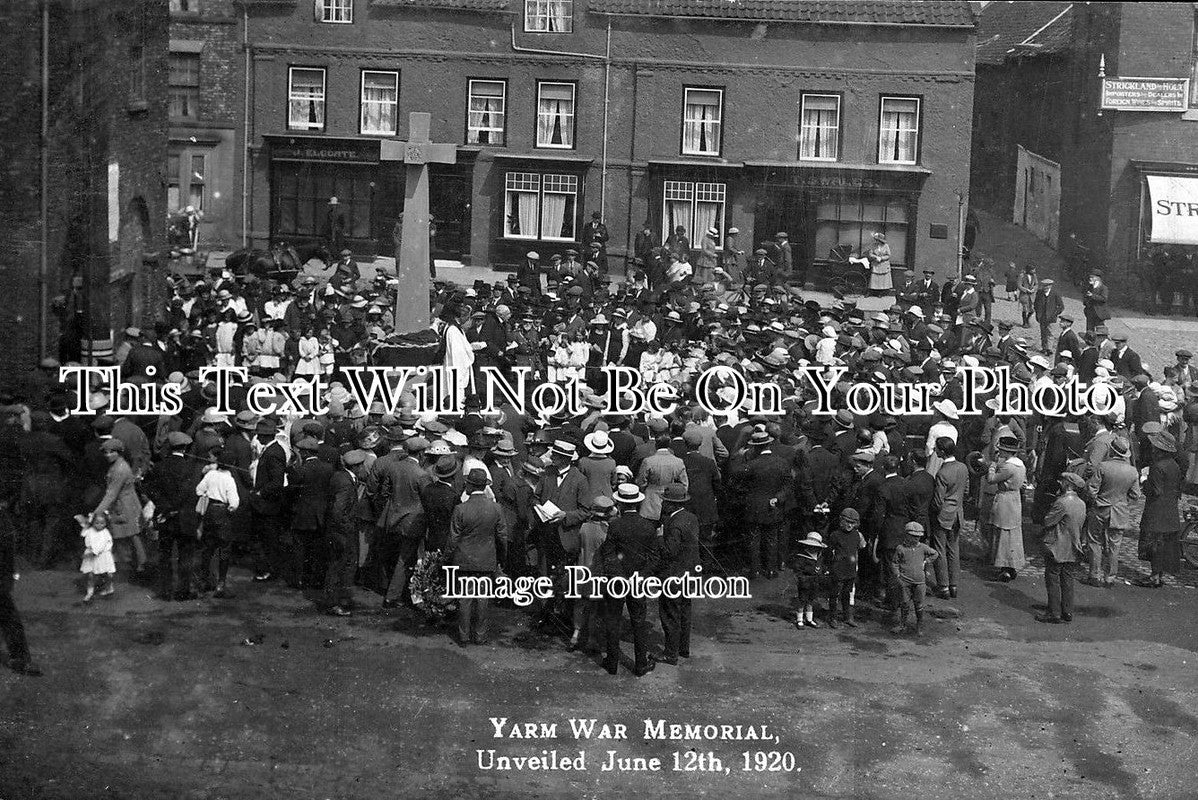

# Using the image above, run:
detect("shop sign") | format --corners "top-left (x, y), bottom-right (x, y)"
top-left (268, 137), bottom-right (381, 164)
top-left (1101, 77), bottom-right (1189, 112)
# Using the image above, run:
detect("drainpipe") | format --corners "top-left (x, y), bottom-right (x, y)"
top-left (241, 5), bottom-right (250, 247)
top-left (509, 22), bottom-right (610, 219)
top-left (39, 0), bottom-right (49, 359)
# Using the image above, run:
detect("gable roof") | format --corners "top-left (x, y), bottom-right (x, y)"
top-left (589, 0), bottom-right (977, 28)
top-left (976, 1), bottom-right (1074, 65)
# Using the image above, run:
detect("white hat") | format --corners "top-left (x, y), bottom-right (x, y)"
top-left (707, 226), bottom-right (719, 237)
top-left (614, 483), bottom-right (645, 504)
top-left (908, 306), bottom-right (925, 318)
top-left (798, 531), bottom-right (827, 549)
top-left (583, 430), bottom-right (614, 455)
top-left (932, 399), bottom-right (960, 420)
top-left (727, 226), bottom-right (739, 235)
top-left (1029, 354), bottom-right (1052, 370)
top-left (526, 251), bottom-right (539, 260)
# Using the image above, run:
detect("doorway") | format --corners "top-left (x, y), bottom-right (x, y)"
top-left (378, 163), bottom-right (472, 260)
top-left (753, 190), bottom-right (813, 267)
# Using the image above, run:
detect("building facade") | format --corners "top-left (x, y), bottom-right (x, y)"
top-left (169, 0), bottom-right (246, 253)
top-left (972, 1), bottom-right (1198, 306)
top-left (0, 0), bottom-right (167, 383)
top-left (243, 0), bottom-right (976, 282)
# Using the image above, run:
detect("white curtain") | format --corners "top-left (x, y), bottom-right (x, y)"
top-left (542, 193), bottom-right (567, 240)
top-left (665, 200), bottom-right (690, 242)
top-left (684, 91), bottom-right (720, 153)
top-left (694, 202), bottom-right (720, 245)
top-left (801, 96), bottom-right (839, 159)
top-left (362, 74), bottom-right (395, 134)
top-left (881, 99), bottom-right (917, 162)
top-left (290, 70), bottom-right (324, 129)
top-left (516, 192), bottom-right (539, 237)
top-left (538, 85), bottom-right (572, 146)
top-left (549, 0), bottom-right (570, 31)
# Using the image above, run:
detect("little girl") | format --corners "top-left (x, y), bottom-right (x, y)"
top-left (76, 511), bottom-right (116, 602)
top-left (792, 531), bottom-right (827, 629)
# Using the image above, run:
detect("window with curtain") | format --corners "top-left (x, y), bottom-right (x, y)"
top-left (289, 67), bottom-right (326, 131)
top-left (525, 0), bottom-right (572, 32)
top-left (504, 172), bottom-right (578, 240)
top-left (189, 154), bottom-right (206, 211)
top-left (661, 180), bottom-right (725, 247)
top-left (467, 80), bottom-right (506, 145)
top-left (799, 93), bottom-right (840, 161)
top-left (813, 192), bottom-right (909, 265)
top-left (316, 0), bottom-right (352, 23)
top-left (879, 97), bottom-right (920, 164)
top-left (169, 52), bottom-right (200, 120)
top-left (537, 82), bottom-right (575, 148)
top-left (682, 88), bottom-right (723, 156)
top-left (167, 153), bottom-right (181, 212)
top-left (360, 70), bottom-right (398, 135)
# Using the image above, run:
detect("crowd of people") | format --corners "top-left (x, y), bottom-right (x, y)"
top-left (2, 233), bottom-right (1196, 680)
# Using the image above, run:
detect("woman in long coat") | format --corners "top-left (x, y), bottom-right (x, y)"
top-left (866, 232), bottom-right (893, 295)
top-left (985, 436), bottom-right (1026, 581)
top-left (92, 438), bottom-right (145, 572)
top-left (1138, 430), bottom-right (1183, 587)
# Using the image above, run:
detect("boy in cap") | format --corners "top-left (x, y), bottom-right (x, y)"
top-left (1038, 472), bottom-right (1086, 623)
top-left (826, 508), bottom-right (866, 628)
top-left (889, 522), bottom-right (939, 636)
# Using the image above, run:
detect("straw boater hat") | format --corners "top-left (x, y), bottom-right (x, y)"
top-left (550, 440), bottom-right (578, 460)
top-left (932, 399), bottom-right (960, 420)
top-left (614, 483), bottom-right (645, 504)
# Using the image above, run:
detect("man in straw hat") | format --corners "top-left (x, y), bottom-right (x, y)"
top-left (447, 468), bottom-right (509, 645)
top-left (658, 483), bottom-right (699, 664)
top-left (1036, 472), bottom-right (1086, 624)
top-left (595, 483), bottom-right (658, 676)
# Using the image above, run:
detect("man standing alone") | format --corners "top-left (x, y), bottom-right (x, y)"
top-left (448, 468), bottom-right (509, 646)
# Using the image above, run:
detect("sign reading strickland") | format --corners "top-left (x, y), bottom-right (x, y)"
top-left (1101, 77), bottom-right (1189, 112)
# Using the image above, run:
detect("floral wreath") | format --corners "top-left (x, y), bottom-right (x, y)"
top-left (409, 549), bottom-right (459, 620)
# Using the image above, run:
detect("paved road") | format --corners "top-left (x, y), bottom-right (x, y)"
top-left (3, 517), bottom-right (1197, 800)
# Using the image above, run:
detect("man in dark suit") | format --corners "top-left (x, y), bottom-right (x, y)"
top-left (250, 420), bottom-right (288, 582)
top-left (422, 456), bottom-right (460, 555)
top-left (735, 427), bottom-right (792, 579)
top-left (1076, 333), bottom-right (1100, 383)
top-left (606, 417), bottom-right (640, 469)
top-left (370, 435), bottom-right (433, 606)
top-left (448, 468), bottom-right (510, 646)
top-left (875, 456), bottom-right (910, 613)
top-left (324, 449), bottom-right (369, 616)
top-left (915, 270), bottom-right (940, 319)
top-left (658, 484), bottom-right (700, 665)
top-left (121, 330), bottom-right (167, 380)
top-left (143, 431), bottom-right (201, 600)
top-left (286, 437), bottom-right (336, 589)
top-left (931, 437), bottom-right (968, 598)
top-left (904, 449), bottom-right (935, 550)
top-left (0, 490), bottom-right (40, 676)
top-left (1055, 315), bottom-right (1082, 362)
top-left (680, 430), bottom-right (721, 567)
top-left (1110, 334), bottom-right (1144, 380)
top-left (596, 484), bottom-right (660, 676)
top-left (1083, 271), bottom-right (1112, 332)
top-left (633, 220), bottom-right (659, 266)
top-left (1033, 278), bottom-right (1065, 352)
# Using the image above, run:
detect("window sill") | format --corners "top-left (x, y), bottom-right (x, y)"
top-left (681, 152), bottom-right (723, 159)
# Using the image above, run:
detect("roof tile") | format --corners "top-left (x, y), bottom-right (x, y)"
top-left (589, 0), bottom-right (976, 28)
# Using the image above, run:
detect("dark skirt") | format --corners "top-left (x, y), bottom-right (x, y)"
top-left (1139, 528), bottom-right (1182, 575)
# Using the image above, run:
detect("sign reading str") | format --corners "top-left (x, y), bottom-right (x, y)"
top-left (1146, 175), bottom-right (1198, 245)
top-left (1101, 77), bottom-right (1189, 112)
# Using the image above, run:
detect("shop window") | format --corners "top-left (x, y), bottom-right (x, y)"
top-left (799, 93), bottom-right (840, 161)
top-left (361, 70), bottom-right (398, 136)
top-left (682, 88), bottom-right (723, 156)
top-left (289, 67), bottom-right (326, 131)
top-left (273, 164), bottom-right (373, 240)
top-left (814, 193), bottom-right (909, 265)
top-left (169, 52), bottom-right (200, 120)
top-left (878, 96), bottom-right (920, 165)
top-left (467, 80), bottom-right (506, 145)
top-left (525, 0), bottom-right (572, 32)
top-left (662, 181), bottom-right (725, 248)
top-left (536, 82), bottom-right (575, 148)
top-left (504, 171), bottom-right (578, 241)
top-left (316, 0), bottom-right (352, 23)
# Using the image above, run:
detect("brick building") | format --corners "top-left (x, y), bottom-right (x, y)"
top-left (169, 0), bottom-right (245, 252)
top-left (972, 1), bottom-right (1198, 305)
top-left (242, 0), bottom-right (976, 282)
top-left (0, 0), bottom-right (167, 383)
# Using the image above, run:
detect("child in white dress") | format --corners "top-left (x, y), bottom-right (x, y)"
top-left (76, 511), bottom-right (116, 602)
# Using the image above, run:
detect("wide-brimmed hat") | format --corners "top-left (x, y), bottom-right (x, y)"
top-left (798, 531), bottom-right (827, 548)
top-left (1148, 431), bottom-right (1178, 453)
top-left (614, 483), bottom-right (645, 504)
top-left (747, 427), bottom-right (774, 446)
top-left (583, 430), bottom-right (613, 455)
top-left (464, 467), bottom-right (491, 487)
top-left (932, 399), bottom-right (960, 420)
top-left (662, 483), bottom-right (690, 504)
top-left (433, 456), bottom-right (458, 479)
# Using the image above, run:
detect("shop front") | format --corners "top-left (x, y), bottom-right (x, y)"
top-left (744, 163), bottom-right (928, 284)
